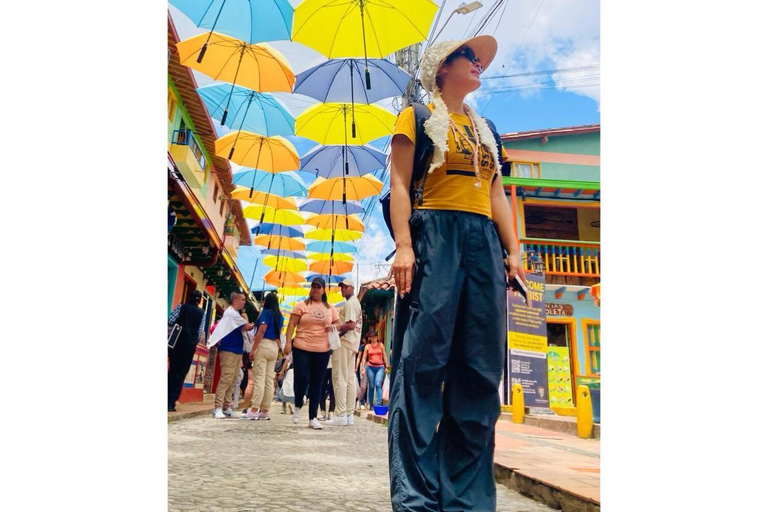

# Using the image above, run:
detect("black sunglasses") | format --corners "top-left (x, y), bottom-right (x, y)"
top-left (446, 46), bottom-right (482, 69)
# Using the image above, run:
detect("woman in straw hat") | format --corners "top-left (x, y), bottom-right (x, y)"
top-left (387, 35), bottom-right (526, 511)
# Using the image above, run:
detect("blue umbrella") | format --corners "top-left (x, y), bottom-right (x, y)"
top-left (294, 59), bottom-right (411, 104)
top-left (307, 274), bottom-right (347, 284)
top-left (251, 223), bottom-right (304, 238)
top-left (232, 170), bottom-right (307, 197)
top-left (300, 144), bottom-right (387, 178)
top-left (197, 84), bottom-right (294, 135)
top-left (300, 199), bottom-right (365, 215)
top-left (306, 241), bottom-right (357, 254)
top-left (170, 0), bottom-right (293, 61)
top-left (260, 248), bottom-right (306, 260)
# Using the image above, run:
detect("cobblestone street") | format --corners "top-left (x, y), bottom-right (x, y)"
top-left (168, 404), bottom-right (555, 512)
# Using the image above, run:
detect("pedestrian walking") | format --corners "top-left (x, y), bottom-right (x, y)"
top-left (387, 35), bottom-right (525, 511)
top-left (207, 291), bottom-right (255, 419)
top-left (283, 276), bottom-right (339, 430)
top-left (326, 278), bottom-right (362, 426)
top-left (356, 336), bottom-right (369, 410)
top-left (237, 353), bottom-right (254, 418)
top-left (361, 332), bottom-right (389, 407)
top-left (242, 292), bottom-right (284, 421)
top-left (277, 355), bottom-right (295, 415)
top-left (167, 290), bottom-right (205, 412)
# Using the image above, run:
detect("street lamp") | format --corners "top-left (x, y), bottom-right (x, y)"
top-left (429, 2), bottom-right (483, 46)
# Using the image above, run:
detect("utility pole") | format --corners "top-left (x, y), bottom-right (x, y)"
top-left (393, 42), bottom-right (424, 110)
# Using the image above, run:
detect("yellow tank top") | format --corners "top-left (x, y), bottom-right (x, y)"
top-left (392, 103), bottom-right (500, 218)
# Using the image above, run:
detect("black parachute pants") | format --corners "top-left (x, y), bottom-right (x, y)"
top-left (388, 209), bottom-right (507, 512)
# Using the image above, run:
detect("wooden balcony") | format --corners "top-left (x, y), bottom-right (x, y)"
top-left (169, 130), bottom-right (207, 188)
top-left (521, 238), bottom-right (600, 282)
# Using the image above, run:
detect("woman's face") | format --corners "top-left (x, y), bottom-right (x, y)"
top-left (310, 283), bottom-right (323, 301)
top-left (437, 46), bottom-right (483, 93)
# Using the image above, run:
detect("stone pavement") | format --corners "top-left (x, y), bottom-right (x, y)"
top-left (168, 403), bottom-right (556, 512)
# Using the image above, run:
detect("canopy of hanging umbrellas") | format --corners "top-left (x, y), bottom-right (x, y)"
top-left (169, 0), bottom-right (439, 315)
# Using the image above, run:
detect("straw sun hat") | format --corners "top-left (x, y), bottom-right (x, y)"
top-left (419, 35), bottom-right (498, 93)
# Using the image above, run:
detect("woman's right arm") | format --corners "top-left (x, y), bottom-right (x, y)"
top-left (390, 133), bottom-right (416, 298)
top-left (284, 314), bottom-right (300, 355)
top-left (360, 345), bottom-right (369, 370)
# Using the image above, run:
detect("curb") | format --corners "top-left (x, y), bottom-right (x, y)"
top-left (356, 409), bottom-right (599, 511)
top-left (494, 464), bottom-right (600, 512)
top-left (168, 408), bottom-right (213, 423)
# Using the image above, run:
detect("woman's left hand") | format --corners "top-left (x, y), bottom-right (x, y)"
top-left (506, 253), bottom-right (527, 285)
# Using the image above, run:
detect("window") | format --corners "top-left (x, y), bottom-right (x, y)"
top-left (213, 182), bottom-right (219, 204)
top-left (219, 198), bottom-right (226, 217)
top-left (585, 321), bottom-right (601, 376)
top-left (168, 88), bottom-right (177, 121)
top-left (512, 162), bottom-right (541, 178)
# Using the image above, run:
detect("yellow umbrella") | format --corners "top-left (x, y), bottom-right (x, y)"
top-left (176, 32), bottom-right (295, 92)
top-left (305, 228), bottom-right (362, 242)
top-left (292, 0), bottom-right (437, 89)
top-left (296, 103), bottom-right (395, 145)
top-left (278, 286), bottom-right (309, 297)
top-left (265, 270), bottom-right (306, 287)
top-left (326, 292), bottom-right (345, 304)
top-left (308, 175), bottom-right (383, 202)
top-left (308, 252), bottom-right (354, 263)
top-left (215, 132), bottom-right (299, 170)
top-left (254, 234), bottom-right (306, 251)
top-left (264, 256), bottom-right (308, 273)
top-left (242, 205), bottom-right (304, 225)
top-left (306, 214), bottom-right (365, 232)
top-left (310, 260), bottom-right (354, 275)
top-left (231, 187), bottom-right (298, 210)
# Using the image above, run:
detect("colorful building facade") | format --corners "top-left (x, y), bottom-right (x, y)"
top-left (167, 14), bottom-right (255, 403)
top-left (501, 125), bottom-right (601, 413)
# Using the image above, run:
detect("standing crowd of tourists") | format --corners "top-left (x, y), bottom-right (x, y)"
top-left (168, 278), bottom-right (389, 429)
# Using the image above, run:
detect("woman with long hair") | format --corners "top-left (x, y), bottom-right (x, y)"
top-left (387, 35), bottom-right (526, 511)
top-left (361, 332), bottom-right (389, 407)
top-left (242, 292), bottom-right (284, 421)
top-left (283, 277), bottom-right (339, 430)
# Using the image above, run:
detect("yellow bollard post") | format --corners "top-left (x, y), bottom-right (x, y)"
top-left (512, 383), bottom-right (525, 424)
top-left (576, 385), bottom-right (593, 439)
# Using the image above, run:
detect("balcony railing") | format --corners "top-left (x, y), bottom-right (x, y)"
top-left (521, 238), bottom-right (600, 277)
top-left (172, 130), bottom-right (206, 171)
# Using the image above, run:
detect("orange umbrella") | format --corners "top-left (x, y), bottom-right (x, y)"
top-left (253, 234), bottom-right (306, 251)
top-left (309, 260), bottom-right (354, 275)
top-left (215, 132), bottom-right (299, 170)
top-left (231, 187), bottom-right (298, 210)
top-left (265, 270), bottom-right (306, 287)
top-left (306, 213), bottom-right (364, 232)
top-left (308, 252), bottom-right (354, 262)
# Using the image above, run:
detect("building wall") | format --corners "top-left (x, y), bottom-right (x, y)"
top-left (503, 131), bottom-right (601, 183)
top-left (544, 288), bottom-right (600, 382)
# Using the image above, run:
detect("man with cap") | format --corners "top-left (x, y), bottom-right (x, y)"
top-left (325, 278), bottom-right (362, 426)
top-left (387, 35), bottom-right (525, 511)
top-left (167, 290), bottom-right (205, 412)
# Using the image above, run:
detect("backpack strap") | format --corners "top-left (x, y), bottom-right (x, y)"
top-left (410, 102), bottom-right (433, 207)
top-left (483, 117), bottom-right (505, 184)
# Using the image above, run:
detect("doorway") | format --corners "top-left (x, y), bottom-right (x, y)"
top-left (546, 319), bottom-right (577, 408)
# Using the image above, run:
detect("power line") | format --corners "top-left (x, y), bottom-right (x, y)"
top-left (482, 65), bottom-right (600, 80)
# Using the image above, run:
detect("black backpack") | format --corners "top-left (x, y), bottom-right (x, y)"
top-left (379, 103), bottom-right (505, 258)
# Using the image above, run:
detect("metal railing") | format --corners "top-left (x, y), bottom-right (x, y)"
top-left (521, 238), bottom-right (600, 277)
top-left (171, 130), bottom-right (207, 171)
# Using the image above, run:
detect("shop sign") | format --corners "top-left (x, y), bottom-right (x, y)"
top-left (547, 347), bottom-right (575, 408)
top-left (546, 303), bottom-right (574, 316)
top-left (168, 233), bottom-right (185, 262)
top-left (507, 272), bottom-right (549, 407)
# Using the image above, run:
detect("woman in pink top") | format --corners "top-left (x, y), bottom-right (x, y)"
top-left (284, 276), bottom-right (339, 430)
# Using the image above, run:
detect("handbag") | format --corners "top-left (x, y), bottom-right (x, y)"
top-left (168, 324), bottom-right (183, 349)
top-left (328, 325), bottom-right (341, 351)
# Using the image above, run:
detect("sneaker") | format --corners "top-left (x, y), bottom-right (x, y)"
top-left (281, 403), bottom-right (287, 414)
top-left (212, 407), bottom-right (226, 419)
top-left (292, 407), bottom-right (302, 424)
top-left (242, 409), bottom-right (259, 420)
top-left (223, 406), bottom-right (233, 417)
top-left (320, 412), bottom-right (329, 421)
top-left (239, 409), bottom-right (249, 419)
top-left (258, 411), bottom-right (271, 421)
top-left (309, 418), bottom-right (324, 430)
top-left (347, 414), bottom-right (355, 426)
top-left (324, 415), bottom-right (348, 426)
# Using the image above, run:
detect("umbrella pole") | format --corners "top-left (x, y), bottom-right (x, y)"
top-left (253, 171), bottom-right (275, 236)
top-left (358, 2), bottom-right (372, 90)
top-left (248, 139), bottom-right (268, 198)
top-left (196, 0), bottom-right (229, 63)
top-left (349, 62), bottom-right (357, 139)
top-left (222, 48), bottom-right (247, 127)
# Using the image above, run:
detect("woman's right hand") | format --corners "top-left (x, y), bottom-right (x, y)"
top-left (392, 245), bottom-right (416, 297)
top-left (284, 341), bottom-right (292, 355)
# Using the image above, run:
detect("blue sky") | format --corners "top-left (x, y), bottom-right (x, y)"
top-left (168, 0), bottom-right (600, 286)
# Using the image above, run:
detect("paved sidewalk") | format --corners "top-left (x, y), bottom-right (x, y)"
top-left (169, 403), bottom-right (555, 512)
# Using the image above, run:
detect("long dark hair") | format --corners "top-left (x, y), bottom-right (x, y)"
top-left (263, 292), bottom-right (283, 334)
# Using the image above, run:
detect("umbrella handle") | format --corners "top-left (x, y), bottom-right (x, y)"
top-left (196, 43), bottom-right (208, 64)
top-left (352, 121), bottom-right (356, 139)
top-left (221, 108), bottom-right (229, 126)
top-left (365, 67), bottom-right (371, 90)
